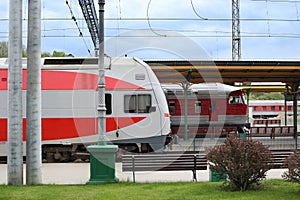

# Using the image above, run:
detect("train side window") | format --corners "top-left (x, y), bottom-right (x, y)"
top-left (229, 96), bottom-right (243, 104)
top-left (253, 106), bottom-right (258, 111)
top-left (271, 106), bottom-right (275, 111)
top-left (262, 106), bottom-right (267, 111)
top-left (124, 94), bottom-right (151, 113)
top-left (279, 106), bottom-right (283, 111)
top-left (124, 95), bottom-right (137, 113)
top-left (194, 101), bottom-right (202, 113)
top-left (105, 93), bottom-right (112, 115)
top-left (138, 94), bottom-right (151, 113)
top-left (169, 101), bottom-right (176, 114)
top-left (288, 106), bottom-right (292, 111)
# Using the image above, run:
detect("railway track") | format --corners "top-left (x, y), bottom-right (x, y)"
top-left (1, 137), bottom-right (299, 163)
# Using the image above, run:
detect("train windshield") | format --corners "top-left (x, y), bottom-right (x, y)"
top-left (228, 95), bottom-right (245, 104)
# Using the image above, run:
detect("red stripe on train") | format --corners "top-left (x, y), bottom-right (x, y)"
top-left (0, 69), bottom-right (144, 90)
top-left (0, 117), bottom-right (146, 141)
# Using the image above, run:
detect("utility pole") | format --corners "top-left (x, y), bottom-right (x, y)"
top-left (26, 0), bottom-right (42, 185)
top-left (8, 0), bottom-right (23, 186)
top-left (232, 0), bottom-right (241, 61)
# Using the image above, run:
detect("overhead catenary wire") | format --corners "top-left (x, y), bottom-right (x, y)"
top-left (2, 31), bottom-right (300, 39)
top-left (1, 33), bottom-right (296, 38)
top-left (1, 17), bottom-right (300, 22)
top-left (66, 0), bottom-right (92, 56)
top-left (146, 0), bottom-right (166, 37)
top-left (190, 0), bottom-right (208, 20)
top-left (1, 1), bottom-right (300, 59)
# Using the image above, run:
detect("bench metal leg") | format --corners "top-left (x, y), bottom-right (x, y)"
top-left (192, 169), bottom-right (197, 182)
top-left (131, 155), bottom-right (136, 183)
top-left (193, 155), bottom-right (197, 182)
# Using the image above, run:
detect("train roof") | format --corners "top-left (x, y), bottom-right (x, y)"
top-left (190, 83), bottom-right (242, 94)
top-left (0, 56), bottom-right (148, 70)
top-left (248, 100), bottom-right (296, 105)
top-left (162, 82), bottom-right (243, 96)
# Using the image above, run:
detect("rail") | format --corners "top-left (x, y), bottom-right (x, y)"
top-left (122, 153), bottom-right (207, 182)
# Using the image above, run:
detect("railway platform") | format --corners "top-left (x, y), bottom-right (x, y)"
top-left (0, 162), bottom-right (287, 185)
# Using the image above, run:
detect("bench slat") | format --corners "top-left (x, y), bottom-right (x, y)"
top-left (122, 154), bottom-right (207, 171)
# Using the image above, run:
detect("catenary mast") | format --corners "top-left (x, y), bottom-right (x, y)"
top-left (26, 0), bottom-right (42, 185)
top-left (232, 0), bottom-right (241, 60)
top-left (8, 0), bottom-right (23, 186)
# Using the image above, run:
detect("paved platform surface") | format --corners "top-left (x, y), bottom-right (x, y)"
top-left (0, 163), bottom-right (287, 185)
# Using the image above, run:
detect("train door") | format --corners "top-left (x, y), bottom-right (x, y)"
top-left (209, 100), bottom-right (218, 121)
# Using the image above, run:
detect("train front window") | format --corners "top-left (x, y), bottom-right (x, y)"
top-left (124, 94), bottom-right (151, 113)
top-left (228, 96), bottom-right (244, 104)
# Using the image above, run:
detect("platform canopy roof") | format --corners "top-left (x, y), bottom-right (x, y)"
top-left (145, 60), bottom-right (300, 86)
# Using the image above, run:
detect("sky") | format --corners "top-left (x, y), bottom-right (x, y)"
top-left (0, 0), bottom-right (300, 60)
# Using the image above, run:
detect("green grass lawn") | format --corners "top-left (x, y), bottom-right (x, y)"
top-left (0, 180), bottom-right (299, 200)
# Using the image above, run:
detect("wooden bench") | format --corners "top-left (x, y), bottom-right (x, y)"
top-left (269, 150), bottom-right (294, 168)
top-left (253, 119), bottom-right (281, 126)
top-left (249, 126), bottom-right (295, 138)
top-left (122, 153), bottom-right (207, 182)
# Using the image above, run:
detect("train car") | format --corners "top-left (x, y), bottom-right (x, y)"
top-left (162, 83), bottom-right (249, 137)
top-left (249, 100), bottom-right (300, 119)
top-left (0, 56), bottom-right (171, 161)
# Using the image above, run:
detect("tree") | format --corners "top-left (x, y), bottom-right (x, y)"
top-left (0, 41), bottom-right (27, 57)
top-left (250, 92), bottom-right (284, 100)
top-left (0, 41), bottom-right (68, 58)
top-left (41, 52), bottom-right (51, 57)
top-left (0, 41), bottom-right (8, 57)
top-left (207, 137), bottom-right (272, 191)
top-left (282, 150), bottom-right (300, 184)
top-left (52, 50), bottom-right (66, 57)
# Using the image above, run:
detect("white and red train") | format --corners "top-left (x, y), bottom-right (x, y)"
top-left (162, 83), bottom-right (249, 137)
top-left (0, 57), bottom-right (171, 161)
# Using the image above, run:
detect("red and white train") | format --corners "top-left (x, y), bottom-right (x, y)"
top-left (0, 57), bottom-right (171, 161)
top-left (162, 83), bottom-right (249, 137)
top-left (249, 100), bottom-right (300, 119)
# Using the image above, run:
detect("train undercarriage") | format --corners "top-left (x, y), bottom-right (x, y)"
top-left (40, 143), bottom-right (152, 163)
top-left (171, 123), bottom-right (250, 139)
top-left (41, 135), bottom-right (172, 162)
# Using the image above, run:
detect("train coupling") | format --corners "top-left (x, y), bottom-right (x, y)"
top-left (165, 134), bottom-right (173, 145)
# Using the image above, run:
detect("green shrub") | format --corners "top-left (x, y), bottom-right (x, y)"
top-left (282, 150), bottom-right (300, 184)
top-left (207, 137), bottom-right (272, 191)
